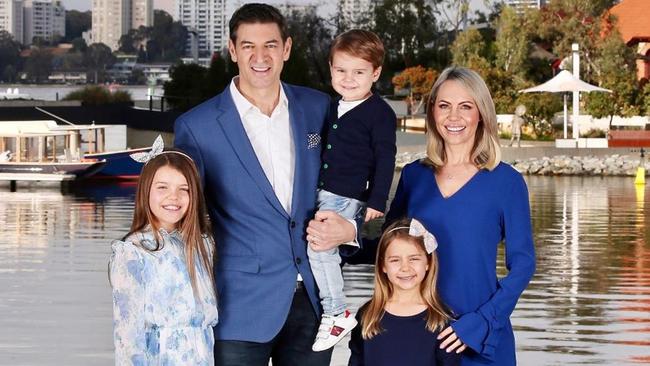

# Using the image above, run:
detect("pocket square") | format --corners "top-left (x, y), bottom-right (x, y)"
top-left (307, 133), bottom-right (321, 149)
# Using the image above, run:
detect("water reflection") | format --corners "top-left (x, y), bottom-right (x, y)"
top-left (0, 177), bottom-right (648, 365)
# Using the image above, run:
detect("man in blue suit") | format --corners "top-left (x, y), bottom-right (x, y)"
top-left (174, 3), bottom-right (356, 365)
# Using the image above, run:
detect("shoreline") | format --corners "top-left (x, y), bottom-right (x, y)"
top-left (395, 132), bottom-right (647, 176)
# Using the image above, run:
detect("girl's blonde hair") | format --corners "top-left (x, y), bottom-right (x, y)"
top-left (126, 150), bottom-right (215, 297)
top-left (424, 66), bottom-right (501, 170)
top-left (361, 218), bottom-right (451, 339)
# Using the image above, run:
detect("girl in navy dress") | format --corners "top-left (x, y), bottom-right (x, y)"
top-left (385, 66), bottom-right (536, 365)
top-left (349, 218), bottom-right (461, 366)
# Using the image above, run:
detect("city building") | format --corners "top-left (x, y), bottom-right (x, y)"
top-left (175, 0), bottom-right (227, 57)
top-left (608, 0), bottom-right (650, 80)
top-left (506, 0), bottom-right (546, 15)
top-left (0, 0), bottom-right (24, 44)
top-left (337, 0), bottom-right (377, 30)
top-left (92, 0), bottom-right (153, 51)
top-left (23, 0), bottom-right (65, 45)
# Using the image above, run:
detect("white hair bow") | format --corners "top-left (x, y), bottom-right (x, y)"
top-left (130, 135), bottom-right (164, 163)
top-left (409, 219), bottom-right (438, 254)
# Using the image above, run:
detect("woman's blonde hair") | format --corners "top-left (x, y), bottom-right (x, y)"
top-left (126, 150), bottom-right (215, 298)
top-left (361, 218), bottom-right (452, 339)
top-left (424, 66), bottom-right (501, 170)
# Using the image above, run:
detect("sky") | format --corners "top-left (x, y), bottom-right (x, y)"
top-left (62, 0), bottom-right (489, 20)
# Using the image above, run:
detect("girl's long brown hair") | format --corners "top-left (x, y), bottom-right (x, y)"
top-left (361, 218), bottom-right (452, 339)
top-left (126, 150), bottom-right (215, 298)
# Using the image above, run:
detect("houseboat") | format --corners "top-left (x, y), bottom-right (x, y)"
top-left (0, 122), bottom-right (106, 182)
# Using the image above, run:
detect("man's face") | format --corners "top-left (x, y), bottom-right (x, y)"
top-left (228, 22), bottom-right (292, 94)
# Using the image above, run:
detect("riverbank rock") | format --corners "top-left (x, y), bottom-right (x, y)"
top-left (509, 154), bottom-right (649, 176)
top-left (396, 151), bottom-right (649, 176)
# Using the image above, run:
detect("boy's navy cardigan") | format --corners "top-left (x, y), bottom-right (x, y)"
top-left (319, 92), bottom-right (397, 212)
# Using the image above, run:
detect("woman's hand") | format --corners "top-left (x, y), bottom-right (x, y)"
top-left (438, 325), bottom-right (468, 353)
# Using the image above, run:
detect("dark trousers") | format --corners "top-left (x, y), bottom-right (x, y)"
top-left (214, 283), bottom-right (333, 366)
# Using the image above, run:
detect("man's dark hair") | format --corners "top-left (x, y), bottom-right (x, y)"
top-left (229, 3), bottom-right (289, 43)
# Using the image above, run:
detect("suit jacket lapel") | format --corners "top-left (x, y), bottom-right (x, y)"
top-left (214, 89), bottom-right (289, 218)
top-left (285, 84), bottom-right (307, 217)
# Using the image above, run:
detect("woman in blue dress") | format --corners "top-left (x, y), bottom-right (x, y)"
top-left (109, 143), bottom-right (218, 365)
top-left (384, 67), bottom-right (536, 365)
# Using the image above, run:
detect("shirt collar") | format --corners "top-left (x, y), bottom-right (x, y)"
top-left (229, 76), bottom-right (289, 118)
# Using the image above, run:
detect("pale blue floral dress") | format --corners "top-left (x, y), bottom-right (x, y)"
top-left (109, 228), bottom-right (218, 365)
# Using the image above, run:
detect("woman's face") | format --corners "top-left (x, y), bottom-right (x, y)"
top-left (432, 80), bottom-right (481, 151)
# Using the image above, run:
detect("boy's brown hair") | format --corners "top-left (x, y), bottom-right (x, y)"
top-left (329, 29), bottom-right (385, 69)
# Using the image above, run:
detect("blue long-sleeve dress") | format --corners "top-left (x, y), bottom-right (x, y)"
top-left (385, 160), bottom-right (536, 365)
top-left (109, 228), bottom-right (218, 365)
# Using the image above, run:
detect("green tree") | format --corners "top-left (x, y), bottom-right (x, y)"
top-left (373, 0), bottom-right (437, 68)
top-left (151, 10), bottom-right (188, 61)
top-left (84, 43), bottom-right (115, 83)
top-left (204, 53), bottom-right (232, 96)
top-left (116, 11), bottom-right (187, 62)
top-left (63, 85), bottom-right (133, 104)
top-left (163, 63), bottom-right (208, 111)
top-left (642, 82), bottom-right (650, 116)
top-left (584, 30), bottom-right (640, 127)
top-left (282, 7), bottom-right (332, 92)
top-left (0, 30), bottom-right (21, 82)
top-left (64, 10), bottom-right (91, 42)
top-left (450, 28), bottom-right (490, 72)
top-left (517, 92), bottom-right (563, 138)
top-left (24, 48), bottom-right (53, 83)
top-left (494, 6), bottom-right (530, 79)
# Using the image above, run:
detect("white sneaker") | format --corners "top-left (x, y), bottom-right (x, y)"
top-left (312, 310), bottom-right (357, 352)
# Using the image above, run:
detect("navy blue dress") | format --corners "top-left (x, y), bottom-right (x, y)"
top-left (385, 161), bottom-right (536, 365)
top-left (349, 308), bottom-right (461, 366)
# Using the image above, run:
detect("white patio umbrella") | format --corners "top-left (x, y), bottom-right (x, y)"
top-left (519, 70), bottom-right (611, 139)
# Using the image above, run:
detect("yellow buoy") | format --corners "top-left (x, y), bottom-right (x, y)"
top-left (634, 166), bottom-right (646, 185)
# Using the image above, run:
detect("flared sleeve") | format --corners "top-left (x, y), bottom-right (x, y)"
top-left (451, 173), bottom-right (536, 359)
top-left (109, 240), bottom-right (148, 365)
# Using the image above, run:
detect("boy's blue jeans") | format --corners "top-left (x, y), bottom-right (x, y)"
top-left (308, 189), bottom-right (365, 316)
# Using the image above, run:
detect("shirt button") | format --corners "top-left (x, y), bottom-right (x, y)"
top-left (323, 163), bottom-right (328, 169)
top-left (327, 144), bottom-right (332, 149)
top-left (332, 124), bottom-right (338, 129)
top-left (291, 221), bottom-right (296, 228)
top-left (295, 257), bottom-right (302, 265)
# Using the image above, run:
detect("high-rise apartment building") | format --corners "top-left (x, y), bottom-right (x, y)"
top-left (23, 0), bottom-right (65, 45)
top-left (506, 0), bottom-right (546, 15)
top-left (92, 0), bottom-right (153, 51)
top-left (175, 0), bottom-right (227, 57)
top-left (338, 0), bottom-right (378, 30)
top-left (0, 0), bottom-right (25, 44)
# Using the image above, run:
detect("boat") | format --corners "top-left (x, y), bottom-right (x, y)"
top-left (1, 118), bottom-right (149, 180)
top-left (0, 122), bottom-right (106, 182)
top-left (0, 87), bottom-right (30, 100)
top-left (84, 146), bottom-right (149, 179)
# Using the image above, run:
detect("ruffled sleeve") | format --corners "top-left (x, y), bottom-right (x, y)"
top-left (109, 240), bottom-right (148, 365)
top-left (451, 173), bottom-right (536, 359)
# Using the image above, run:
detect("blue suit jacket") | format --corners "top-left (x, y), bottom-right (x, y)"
top-left (174, 83), bottom-right (330, 342)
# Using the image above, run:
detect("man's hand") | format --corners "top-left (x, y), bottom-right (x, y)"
top-left (364, 208), bottom-right (384, 222)
top-left (306, 210), bottom-right (356, 252)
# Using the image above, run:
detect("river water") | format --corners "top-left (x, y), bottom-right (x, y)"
top-left (0, 175), bottom-right (648, 365)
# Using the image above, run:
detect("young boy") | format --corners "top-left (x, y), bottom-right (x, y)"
top-left (309, 29), bottom-right (397, 352)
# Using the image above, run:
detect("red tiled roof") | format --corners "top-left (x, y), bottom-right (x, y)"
top-left (609, 0), bottom-right (650, 44)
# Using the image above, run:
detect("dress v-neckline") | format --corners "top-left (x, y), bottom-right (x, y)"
top-left (432, 167), bottom-right (483, 200)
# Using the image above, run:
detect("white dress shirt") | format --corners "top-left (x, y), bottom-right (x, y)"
top-left (229, 78), bottom-right (295, 214)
